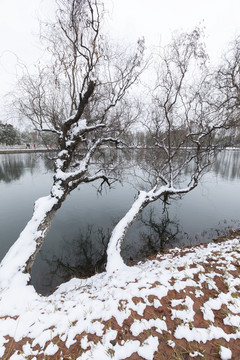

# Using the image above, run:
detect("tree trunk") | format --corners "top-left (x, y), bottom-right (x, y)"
top-left (106, 191), bottom-right (150, 273)
top-left (106, 184), bottom-right (194, 273)
top-left (0, 191), bottom-right (66, 289)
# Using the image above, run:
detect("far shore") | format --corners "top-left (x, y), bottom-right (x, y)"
top-left (1, 145), bottom-right (240, 155)
top-left (0, 147), bottom-right (55, 154)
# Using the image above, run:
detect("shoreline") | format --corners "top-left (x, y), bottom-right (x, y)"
top-left (0, 148), bottom-right (55, 154)
top-left (1, 146), bottom-right (240, 155)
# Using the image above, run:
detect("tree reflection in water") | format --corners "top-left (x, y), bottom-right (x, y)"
top-left (0, 153), bottom-right (40, 182)
top-left (36, 225), bottom-right (110, 295)
top-left (212, 150), bottom-right (240, 180)
top-left (0, 155), bottom-right (25, 182)
top-left (140, 207), bottom-right (180, 253)
top-left (36, 208), bottom-right (187, 295)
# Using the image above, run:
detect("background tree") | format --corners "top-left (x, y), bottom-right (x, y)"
top-left (0, 122), bottom-right (21, 145)
top-left (216, 35), bottom-right (240, 113)
top-left (214, 35), bottom-right (240, 145)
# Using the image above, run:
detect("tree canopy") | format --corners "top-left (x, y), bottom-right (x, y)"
top-left (0, 122), bottom-right (21, 145)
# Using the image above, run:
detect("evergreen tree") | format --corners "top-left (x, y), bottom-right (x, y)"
top-left (0, 122), bottom-right (21, 145)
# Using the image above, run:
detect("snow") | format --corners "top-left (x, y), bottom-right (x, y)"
top-left (171, 299), bottom-right (184, 307)
top-left (51, 182), bottom-right (65, 198)
top-left (224, 314), bottom-right (240, 327)
top-left (174, 324), bottom-right (238, 343)
top-left (81, 335), bottom-right (89, 350)
top-left (106, 191), bottom-right (148, 259)
top-left (167, 340), bottom-right (175, 348)
top-left (171, 296), bottom-right (195, 322)
top-left (110, 339), bottom-right (140, 358)
top-left (0, 194), bottom-right (58, 289)
top-left (44, 342), bottom-right (59, 356)
top-left (22, 341), bottom-right (38, 356)
top-left (0, 233), bottom-right (240, 358)
top-left (137, 336), bottom-right (159, 359)
top-left (219, 346), bottom-right (232, 360)
top-left (9, 352), bottom-right (26, 360)
top-left (106, 188), bottom-right (169, 273)
top-left (190, 351), bottom-right (204, 357)
top-left (130, 318), bottom-right (167, 336)
top-left (153, 299), bottom-right (162, 308)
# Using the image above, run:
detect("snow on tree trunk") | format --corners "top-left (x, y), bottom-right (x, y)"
top-left (106, 184), bottom-right (197, 273)
top-left (106, 191), bottom-right (149, 272)
top-left (0, 190), bottom-right (65, 290)
top-left (106, 188), bottom-right (165, 273)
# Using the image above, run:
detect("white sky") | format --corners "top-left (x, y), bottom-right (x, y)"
top-left (106, 0), bottom-right (240, 57)
top-left (0, 0), bottom-right (240, 118)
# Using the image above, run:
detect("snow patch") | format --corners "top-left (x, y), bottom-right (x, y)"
top-left (130, 318), bottom-right (167, 336)
top-left (137, 336), bottom-right (159, 359)
top-left (219, 346), bottom-right (232, 360)
top-left (44, 342), bottom-right (59, 356)
top-left (167, 340), bottom-right (175, 348)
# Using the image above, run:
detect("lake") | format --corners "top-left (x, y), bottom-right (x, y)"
top-left (0, 150), bottom-right (240, 295)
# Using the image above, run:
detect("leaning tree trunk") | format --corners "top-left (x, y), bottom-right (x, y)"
top-left (106, 190), bottom-right (154, 273)
top-left (106, 183), bottom-right (197, 273)
top-left (0, 188), bottom-right (67, 290)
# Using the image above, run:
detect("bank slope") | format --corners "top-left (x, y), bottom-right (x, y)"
top-left (1, 236), bottom-right (240, 359)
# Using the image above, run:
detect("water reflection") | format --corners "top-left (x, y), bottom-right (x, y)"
top-left (33, 225), bottom-right (109, 294)
top-left (1, 150), bottom-right (240, 295)
top-left (0, 152), bottom-right (57, 183)
top-left (1, 149), bottom-right (240, 184)
top-left (35, 207), bottom-right (182, 295)
top-left (140, 208), bottom-right (180, 252)
top-left (32, 209), bottom-right (182, 295)
top-left (212, 150), bottom-right (240, 180)
top-left (0, 155), bottom-right (26, 182)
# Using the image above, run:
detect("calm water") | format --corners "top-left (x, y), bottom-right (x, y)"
top-left (0, 150), bottom-right (240, 295)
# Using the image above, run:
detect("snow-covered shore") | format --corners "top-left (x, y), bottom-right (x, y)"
top-left (1, 236), bottom-right (240, 359)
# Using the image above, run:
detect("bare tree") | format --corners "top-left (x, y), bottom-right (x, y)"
top-left (214, 35), bottom-right (240, 144)
top-left (106, 29), bottom-right (227, 272)
top-left (0, 0), bottom-right (145, 285)
top-left (216, 35), bottom-right (240, 114)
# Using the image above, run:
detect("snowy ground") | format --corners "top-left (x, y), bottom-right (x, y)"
top-left (1, 236), bottom-right (240, 359)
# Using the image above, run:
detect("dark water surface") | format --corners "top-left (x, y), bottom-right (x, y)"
top-left (0, 150), bottom-right (240, 295)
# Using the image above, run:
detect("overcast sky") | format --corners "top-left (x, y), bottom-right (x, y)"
top-left (0, 0), bottom-right (240, 117)
top-left (107, 0), bottom-right (240, 55)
